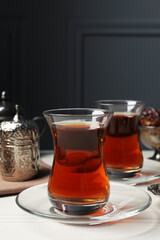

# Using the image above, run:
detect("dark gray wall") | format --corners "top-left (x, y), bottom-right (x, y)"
top-left (0, 0), bottom-right (160, 149)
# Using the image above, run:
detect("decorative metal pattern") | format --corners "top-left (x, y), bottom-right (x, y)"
top-left (1, 106), bottom-right (40, 182)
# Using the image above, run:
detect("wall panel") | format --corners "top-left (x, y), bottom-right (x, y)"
top-left (68, 20), bottom-right (160, 108)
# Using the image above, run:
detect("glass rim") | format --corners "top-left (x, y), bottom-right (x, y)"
top-left (43, 108), bottom-right (113, 117)
top-left (95, 99), bottom-right (145, 106)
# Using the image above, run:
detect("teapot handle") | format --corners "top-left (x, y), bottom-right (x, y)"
top-left (33, 116), bottom-right (46, 138)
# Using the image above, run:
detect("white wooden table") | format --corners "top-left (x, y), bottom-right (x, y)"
top-left (0, 151), bottom-right (160, 240)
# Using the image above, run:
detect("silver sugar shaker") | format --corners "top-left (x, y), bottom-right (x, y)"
top-left (1, 105), bottom-right (40, 181)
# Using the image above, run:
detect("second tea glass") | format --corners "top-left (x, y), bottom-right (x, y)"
top-left (44, 108), bottom-right (113, 215)
top-left (96, 100), bottom-right (144, 177)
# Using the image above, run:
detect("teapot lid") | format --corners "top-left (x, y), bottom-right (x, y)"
top-left (1, 105), bottom-right (39, 139)
top-left (0, 91), bottom-right (16, 122)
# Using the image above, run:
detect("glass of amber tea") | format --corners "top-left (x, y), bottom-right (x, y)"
top-left (95, 100), bottom-right (144, 177)
top-left (43, 108), bottom-right (113, 215)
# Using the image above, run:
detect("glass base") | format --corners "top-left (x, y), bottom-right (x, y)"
top-left (107, 167), bottom-right (141, 178)
top-left (48, 192), bottom-right (108, 215)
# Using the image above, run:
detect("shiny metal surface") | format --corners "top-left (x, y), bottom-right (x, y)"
top-left (1, 105), bottom-right (40, 181)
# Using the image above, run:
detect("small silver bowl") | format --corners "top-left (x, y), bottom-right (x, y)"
top-left (139, 126), bottom-right (160, 161)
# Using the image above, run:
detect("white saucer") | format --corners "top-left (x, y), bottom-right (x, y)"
top-left (16, 182), bottom-right (151, 226)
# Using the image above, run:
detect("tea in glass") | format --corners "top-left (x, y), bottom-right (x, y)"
top-left (96, 100), bottom-right (144, 177)
top-left (44, 108), bottom-right (113, 215)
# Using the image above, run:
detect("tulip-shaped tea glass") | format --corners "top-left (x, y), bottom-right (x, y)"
top-left (44, 108), bottom-right (113, 215)
top-left (95, 100), bottom-right (144, 177)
